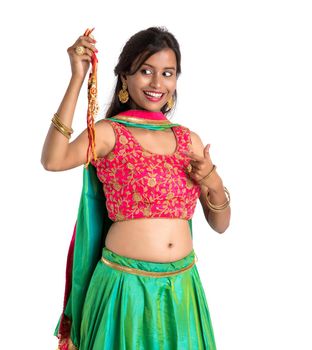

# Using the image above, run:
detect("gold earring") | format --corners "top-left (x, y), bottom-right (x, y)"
top-left (167, 96), bottom-right (174, 109)
top-left (118, 81), bottom-right (129, 103)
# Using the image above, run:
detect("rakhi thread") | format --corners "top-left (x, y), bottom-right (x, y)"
top-left (84, 27), bottom-right (99, 168)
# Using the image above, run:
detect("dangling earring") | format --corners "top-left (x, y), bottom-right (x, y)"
top-left (167, 96), bottom-right (174, 110)
top-left (118, 81), bottom-right (129, 103)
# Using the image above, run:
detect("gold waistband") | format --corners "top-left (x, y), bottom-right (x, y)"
top-left (101, 254), bottom-right (198, 278)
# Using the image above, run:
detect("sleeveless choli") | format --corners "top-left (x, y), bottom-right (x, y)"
top-left (91, 121), bottom-right (201, 222)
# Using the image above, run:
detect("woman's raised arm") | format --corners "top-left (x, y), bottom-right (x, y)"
top-left (40, 34), bottom-right (108, 171)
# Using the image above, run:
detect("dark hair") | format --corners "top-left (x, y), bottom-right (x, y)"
top-left (105, 26), bottom-right (181, 119)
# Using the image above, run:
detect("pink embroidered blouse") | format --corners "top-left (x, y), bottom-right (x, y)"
top-left (91, 121), bottom-right (201, 222)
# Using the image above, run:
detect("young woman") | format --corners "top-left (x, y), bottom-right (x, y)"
top-left (42, 26), bottom-right (231, 350)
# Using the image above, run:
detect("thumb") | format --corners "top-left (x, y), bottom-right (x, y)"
top-left (204, 144), bottom-right (211, 157)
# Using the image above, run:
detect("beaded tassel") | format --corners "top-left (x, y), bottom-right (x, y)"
top-left (84, 27), bottom-right (99, 168)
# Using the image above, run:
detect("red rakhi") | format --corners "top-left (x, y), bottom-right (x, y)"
top-left (83, 27), bottom-right (99, 168)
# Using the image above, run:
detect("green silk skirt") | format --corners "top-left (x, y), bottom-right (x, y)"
top-left (79, 246), bottom-right (217, 350)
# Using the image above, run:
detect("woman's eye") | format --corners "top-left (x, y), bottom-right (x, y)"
top-left (141, 69), bottom-right (173, 77)
top-left (164, 71), bottom-right (173, 77)
top-left (141, 69), bottom-right (152, 75)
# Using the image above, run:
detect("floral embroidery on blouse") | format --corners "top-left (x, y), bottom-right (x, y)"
top-left (91, 121), bottom-right (201, 222)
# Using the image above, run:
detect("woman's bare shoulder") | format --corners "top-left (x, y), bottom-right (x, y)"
top-left (94, 118), bottom-right (117, 157)
top-left (188, 128), bottom-right (205, 155)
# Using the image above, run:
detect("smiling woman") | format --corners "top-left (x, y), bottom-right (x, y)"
top-left (42, 26), bottom-right (230, 350)
top-left (121, 49), bottom-right (177, 109)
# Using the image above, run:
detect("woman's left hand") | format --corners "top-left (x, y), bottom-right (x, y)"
top-left (184, 144), bottom-right (221, 189)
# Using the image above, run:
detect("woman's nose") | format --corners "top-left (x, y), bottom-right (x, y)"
top-left (150, 73), bottom-right (162, 89)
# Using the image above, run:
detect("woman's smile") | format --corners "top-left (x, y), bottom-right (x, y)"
top-left (143, 90), bottom-right (165, 102)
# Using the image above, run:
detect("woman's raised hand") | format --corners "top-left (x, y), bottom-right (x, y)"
top-left (67, 35), bottom-right (98, 80)
top-left (184, 144), bottom-right (220, 189)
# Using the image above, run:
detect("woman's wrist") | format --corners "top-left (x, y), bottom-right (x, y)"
top-left (70, 74), bottom-right (85, 86)
top-left (199, 171), bottom-right (223, 194)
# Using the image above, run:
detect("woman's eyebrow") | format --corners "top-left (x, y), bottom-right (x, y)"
top-left (142, 63), bottom-right (176, 70)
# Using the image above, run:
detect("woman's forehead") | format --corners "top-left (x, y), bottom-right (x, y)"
top-left (141, 49), bottom-right (176, 68)
top-left (129, 48), bottom-right (177, 74)
top-left (145, 49), bottom-right (176, 63)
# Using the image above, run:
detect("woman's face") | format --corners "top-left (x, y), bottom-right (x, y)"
top-left (121, 48), bottom-right (177, 112)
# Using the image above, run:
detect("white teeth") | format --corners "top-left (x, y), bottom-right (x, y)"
top-left (144, 91), bottom-right (163, 98)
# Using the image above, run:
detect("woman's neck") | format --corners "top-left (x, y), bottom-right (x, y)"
top-left (127, 101), bottom-right (162, 113)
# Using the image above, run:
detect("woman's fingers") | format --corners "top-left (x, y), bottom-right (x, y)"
top-left (74, 37), bottom-right (97, 56)
top-left (67, 34), bottom-right (97, 78)
top-left (184, 150), bottom-right (203, 162)
top-left (184, 146), bottom-right (214, 181)
top-left (82, 47), bottom-right (96, 58)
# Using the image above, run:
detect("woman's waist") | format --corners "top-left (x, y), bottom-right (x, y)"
top-left (105, 219), bottom-right (193, 262)
top-left (103, 240), bottom-right (194, 264)
top-left (108, 217), bottom-right (191, 236)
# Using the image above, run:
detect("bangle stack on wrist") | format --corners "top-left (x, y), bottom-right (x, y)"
top-left (205, 187), bottom-right (230, 213)
top-left (51, 113), bottom-right (74, 140)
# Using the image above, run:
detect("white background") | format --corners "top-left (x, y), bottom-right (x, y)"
top-left (0, 0), bottom-right (311, 349)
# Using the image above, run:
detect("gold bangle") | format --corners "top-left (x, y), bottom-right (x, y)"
top-left (51, 119), bottom-right (71, 139)
top-left (198, 165), bottom-right (217, 185)
top-left (53, 113), bottom-right (73, 133)
top-left (207, 187), bottom-right (230, 209)
top-left (206, 203), bottom-right (229, 213)
top-left (51, 118), bottom-right (71, 135)
top-left (52, 113), bottom-right (73, 134)
top-left (51, 113), bottom-right (73, 140)
top-left (206, 199), bottom-right (230, 212)
top-left (208, 187), bottom-right (230, 208)
top-left (51, 118), bottom-right (71, 138)
top-left (51, 115), bottom-right (71, 133)
top-left (205, 187), bottom-right (230, 213)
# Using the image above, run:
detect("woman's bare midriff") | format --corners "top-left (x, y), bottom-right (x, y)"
top-left (104, 218), bottom-right (193, 263)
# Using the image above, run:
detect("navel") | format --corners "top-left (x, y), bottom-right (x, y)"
top-left (168, 242), bottom-right (174, 248)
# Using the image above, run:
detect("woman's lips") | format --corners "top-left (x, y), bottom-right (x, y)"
top-left (143, 90), bottom-right (165, 102)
